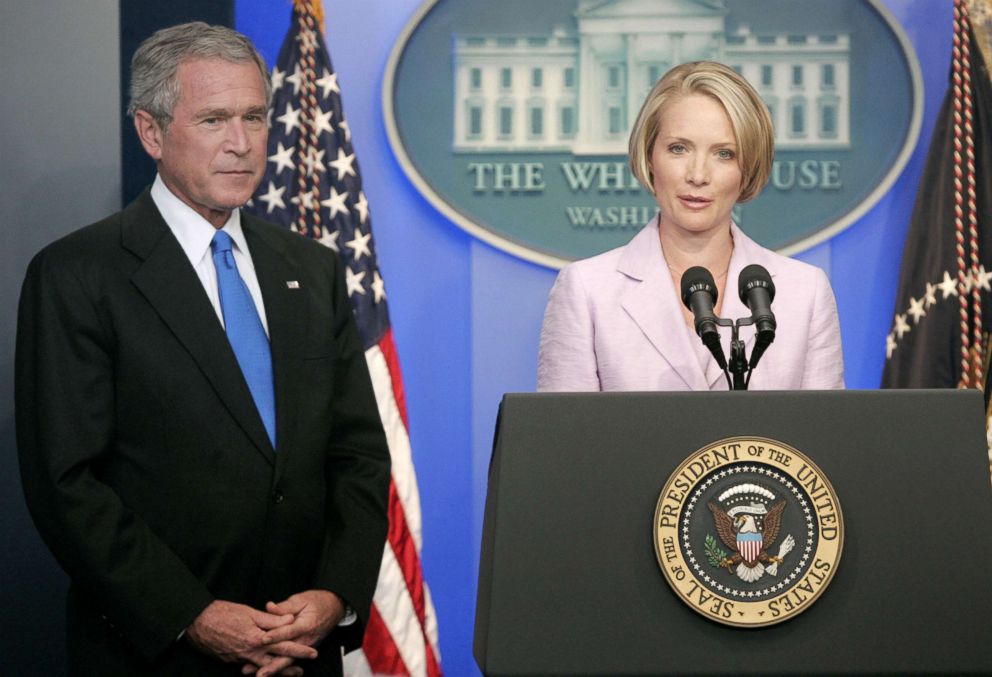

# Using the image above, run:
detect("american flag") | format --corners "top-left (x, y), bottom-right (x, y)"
top-left (245, 2), bottom-right (442, 675)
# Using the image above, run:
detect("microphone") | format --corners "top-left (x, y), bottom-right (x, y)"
top-left (680, 267), bottom-right (727, 370)
top-left (738, 264), bottom-right (776, 368)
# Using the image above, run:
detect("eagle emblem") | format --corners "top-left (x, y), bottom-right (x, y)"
top-left (706, 483), bottom-right (795, 583)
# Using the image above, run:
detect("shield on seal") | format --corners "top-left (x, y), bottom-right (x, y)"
top-left (728, 501), bottom-right (768, 566)
top-left (737, 532), bottom-right (763, 565)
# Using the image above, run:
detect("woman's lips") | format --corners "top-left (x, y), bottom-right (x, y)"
top-left (678, 194), bottom-right (712, 209)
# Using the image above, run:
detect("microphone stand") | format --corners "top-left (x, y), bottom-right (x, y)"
top-left (714, 316), bottom-right (757, 391)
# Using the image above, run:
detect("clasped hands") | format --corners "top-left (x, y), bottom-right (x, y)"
top-left (186, 589), bottom-right (344, 677)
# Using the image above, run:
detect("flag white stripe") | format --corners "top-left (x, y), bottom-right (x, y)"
top-left (423, 584), bottom-right (440, 648)
top-left (365, 344), bottom-right (425, 550)
top-left (342, 647), bottom-right (374, 676)
top-left (374, 542), bottom-right (428, 677)
top-left (353, 344), bottom-right (441, 672)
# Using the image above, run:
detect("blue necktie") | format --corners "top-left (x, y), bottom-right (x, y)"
top-left (211, 230), bottom-right (276, 448)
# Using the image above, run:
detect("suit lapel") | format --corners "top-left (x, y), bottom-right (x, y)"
top-left (123, 192), bottom-right (276, 465)
top-left (243, 217), bottom-right (307, 479)
top-left (619, 224), bottom-right (709, 390)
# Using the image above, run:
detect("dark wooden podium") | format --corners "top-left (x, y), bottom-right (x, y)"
top-left (474, 390), bottom-right (992, 676)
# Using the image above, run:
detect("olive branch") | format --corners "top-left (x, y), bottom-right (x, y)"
top-left (704, 534), bottom-right (729, 568)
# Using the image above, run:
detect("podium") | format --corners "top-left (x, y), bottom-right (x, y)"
top-left (474, 390), bottom-right (992, 675)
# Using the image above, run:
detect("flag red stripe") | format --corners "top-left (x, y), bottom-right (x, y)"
top-left (385, 472), bottom-right (442, 675)
top-left (425, 630), bottom-right (442, 677)
top-left (364, 603), bottom-right (411, 676)
top-left (364, 332), bottom-right (441, 673)
top-left (387, 482), bottom-right (428, 625)
top-left (378, 330), bottom-right (410, 429)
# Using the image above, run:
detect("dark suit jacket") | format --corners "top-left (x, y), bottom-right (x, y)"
top-left (16, 191), bottom-right (391, 675)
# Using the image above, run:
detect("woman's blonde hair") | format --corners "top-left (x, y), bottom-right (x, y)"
top-left (628, 61), bottom-right (774, 203)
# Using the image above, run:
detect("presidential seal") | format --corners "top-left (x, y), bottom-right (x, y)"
top-left (654, 437), bottom-right (843, 627)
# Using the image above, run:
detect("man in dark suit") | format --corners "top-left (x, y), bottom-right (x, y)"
top-left (15, 22), bottom-right (390, 676)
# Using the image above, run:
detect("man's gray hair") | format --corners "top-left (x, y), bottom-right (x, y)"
top-left (127, 22), bottom-right (271, 127)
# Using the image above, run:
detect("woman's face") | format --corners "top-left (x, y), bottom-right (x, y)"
top-left (648, 93), bottom-right (743, 239)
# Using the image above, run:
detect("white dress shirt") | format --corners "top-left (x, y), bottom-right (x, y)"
top-left (150, 175), bottom-right (269, 336)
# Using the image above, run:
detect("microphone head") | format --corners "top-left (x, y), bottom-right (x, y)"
top-left (738, 264), bottom-right (775, 306)
top-left (680, 266), bottom-right (719, 309)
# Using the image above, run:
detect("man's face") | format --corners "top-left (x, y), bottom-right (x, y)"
top-left (136, 58), bottom-right (268, 228)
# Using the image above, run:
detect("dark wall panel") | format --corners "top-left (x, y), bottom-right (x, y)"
top-left (2, 1), bottom-right (123, 672)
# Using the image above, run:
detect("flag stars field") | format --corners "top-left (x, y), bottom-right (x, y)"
top-left (270, 65), bottom-right (285, 91)
top-left (268, 142), bottom-right (295, 175)
top-left (371, 270), bottom-right (386, 304)
top-left (316, 68), bottom-right (339, 97)
top-left (887, 266), bottom-right (992, 359)
top-left (322, 186), bottom-right (349, 218)
top-left (258, 181), bottom-right (286, 214)
top-left (345, 267), bottom-right (366, 297)
top-left (315, 107), bottom-right (334, 136)
top-left (354, 191), bottom-right (369, 223)
top-left (346, 228), bottom-right (372, 261)
top-left (907, 297), bottom-right (926, 323)
top-left (303, 147), bottom-right (325, 177)
top-left (276, 102), bottom-right (301, 134)
top-left (938, 271), bottom-right (958, 298)
top-left (894, 314), bottom-right (910, 339)
top-left (285, 63), bottom-right (304, 94)
top-left (330, 148), bottom-right (356, 178)
top-left (975, 264), bottom-right (992, 290)
top-left (319, 228), bottom-right (339, 252)
top-left (290, 190), bottom-right (316, 212)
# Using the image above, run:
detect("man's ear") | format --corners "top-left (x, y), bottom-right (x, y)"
top-left (134, 110), bottom-right (165, 161)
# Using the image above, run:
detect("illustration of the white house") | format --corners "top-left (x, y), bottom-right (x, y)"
top-left (452, 0), bottom-right (850, 154)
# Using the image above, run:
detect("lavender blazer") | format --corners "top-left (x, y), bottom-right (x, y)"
top-left (537, 220), bottom-right (845, 391)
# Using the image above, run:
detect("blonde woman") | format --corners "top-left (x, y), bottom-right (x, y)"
top-left (538, 61), bottom-right (844, 392)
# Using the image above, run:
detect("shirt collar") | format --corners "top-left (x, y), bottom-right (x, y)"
top-left (150, 174), bottom-right (249, 264)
